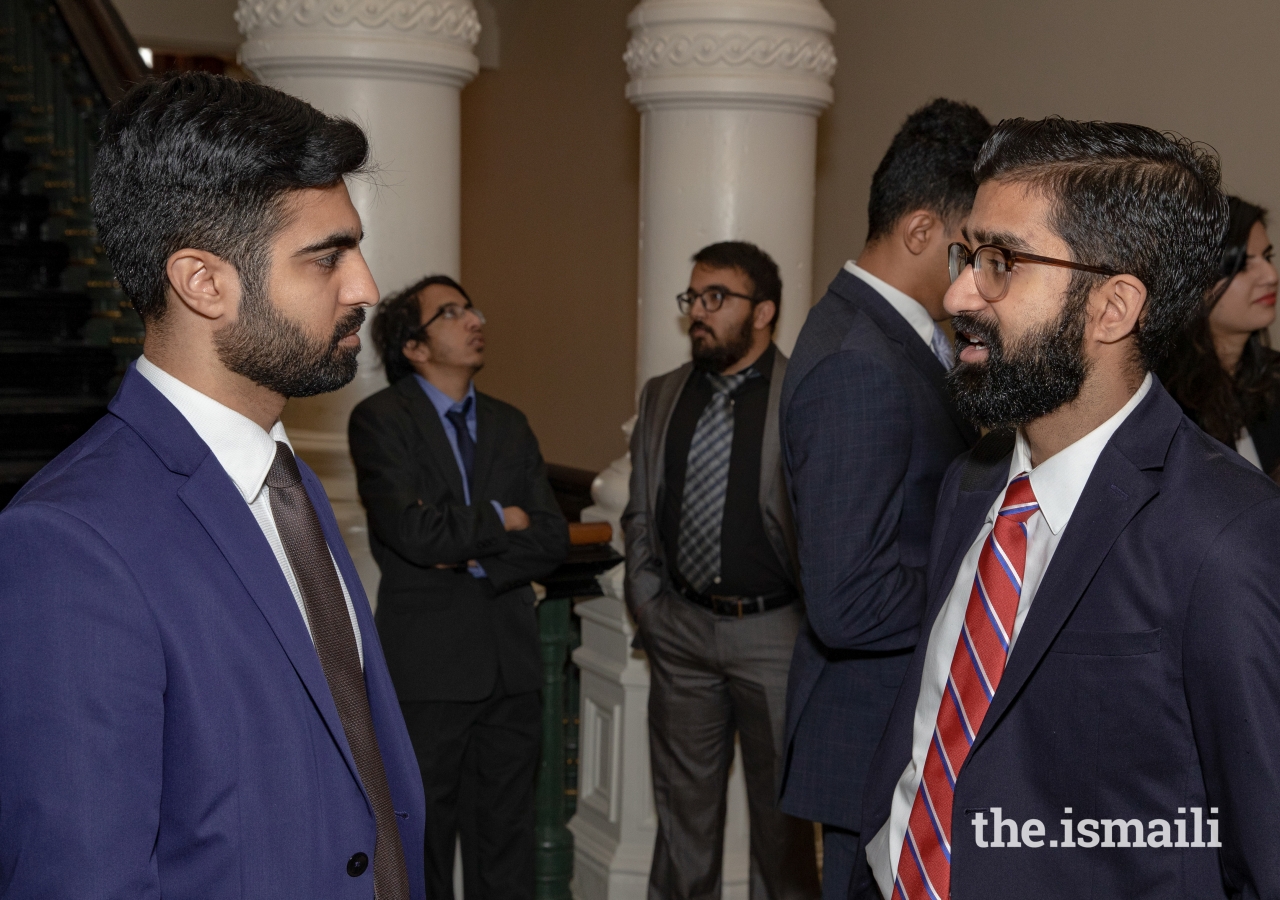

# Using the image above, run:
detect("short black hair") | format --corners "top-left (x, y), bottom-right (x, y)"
top-left (92, 72), bottom-right (370, 323)
top-left (372, 274), bottom-right (471, 384)
top-left (866, 98), bottom-right (992, 242)
top-left (691, 240), bottom-right (781, 329)
top-left (975, 117), bottom-right (1228, 370)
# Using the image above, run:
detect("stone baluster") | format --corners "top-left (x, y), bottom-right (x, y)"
top-left (236, 0), bottom-right (480, 596)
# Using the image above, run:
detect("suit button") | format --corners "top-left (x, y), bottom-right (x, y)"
top-left (347, 852), bottom-right (369, 876)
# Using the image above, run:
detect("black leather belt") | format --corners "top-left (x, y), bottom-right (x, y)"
top-left (676, 582), bottom-right (796, 618)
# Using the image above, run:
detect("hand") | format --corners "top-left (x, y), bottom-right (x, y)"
top-left (502, 506), bottom-right (530, 532)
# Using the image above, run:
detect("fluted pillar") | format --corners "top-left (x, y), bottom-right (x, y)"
top-left (236, 0), bottom-right (480, 595)
top-left (626, 0), bottom-right (835, 382)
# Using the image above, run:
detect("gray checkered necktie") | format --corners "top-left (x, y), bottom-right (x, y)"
top-left (677, 370), bottom-right (754, 592)
top-left (265, 442), bottom-right (410, 900)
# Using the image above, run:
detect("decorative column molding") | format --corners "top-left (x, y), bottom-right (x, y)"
top-left (625, 0), bottom-right (835, 383)
top-left (237, 0), bottom-right (479, 597)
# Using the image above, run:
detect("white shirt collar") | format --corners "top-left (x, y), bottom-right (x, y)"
top-left (844, 261), bottom-right (937, 348)
top-left (1009, 371), bottom-right (1153, 534)
top-left (135, 355), bottom-right (290, 503)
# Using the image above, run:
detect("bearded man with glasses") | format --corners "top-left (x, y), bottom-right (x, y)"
top-left (856, 119), bottom-right (1280, 900)
top-left (623, 240), bottom-right (820, 900)
top-left (349, 274), bottom-right (569, 900)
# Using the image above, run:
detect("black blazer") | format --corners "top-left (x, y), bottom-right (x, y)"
top-left (856, 379), bottom-right (1280, 898)
top-left (778, 269), bottom-right (976, 831)
top-left (349, 376), bottom-right (569, 703)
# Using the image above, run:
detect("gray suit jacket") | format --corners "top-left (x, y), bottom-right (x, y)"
top-left (622, 346), bottom-right (796, 624)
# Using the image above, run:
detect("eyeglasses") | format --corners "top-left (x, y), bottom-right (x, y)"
top-left (676, 287), bottom-right (757, 315)
top-left (410, 302), bottom-right (485, 341)
top-left (948, 242), bottom-right (1119, 302)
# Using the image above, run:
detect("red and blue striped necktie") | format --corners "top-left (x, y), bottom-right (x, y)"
top-left (894, 473), bottom-right (1039, 900)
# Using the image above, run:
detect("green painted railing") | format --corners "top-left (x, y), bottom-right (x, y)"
top-left (534, 534), bottom-right (621, 900)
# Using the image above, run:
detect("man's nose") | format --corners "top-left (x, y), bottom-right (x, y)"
top-left (344, 249), bottom-right (380, 308)
top-left (943, 266), bottom-right (986, 317)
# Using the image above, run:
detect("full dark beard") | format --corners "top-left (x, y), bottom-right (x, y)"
top-left (215, 274), bottom-right (365, 398)
top-left (946, 292), bottom-right (1091, 430)
top-left (690, 312), bottom-right (754, 372)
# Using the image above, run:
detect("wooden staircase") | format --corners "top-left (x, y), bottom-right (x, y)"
top-left (0, 0), bottom-right (145, 507)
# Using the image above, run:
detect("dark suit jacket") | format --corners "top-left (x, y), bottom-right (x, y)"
top-left (778, 269), bottom-right (976, 830)
top-left (622, 346), bottom-right (796, 623)
top-left (856, 379), bottom-right (1280, 899)
top-left (0, 365), bottom-right (426, 899)
top-left (348, 376), bottom-right (569, 703)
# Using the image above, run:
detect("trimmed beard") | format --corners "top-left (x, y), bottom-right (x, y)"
top-left (946, 286), bottom-right (1091, 430)
top-left (214, 262), bottom-right (365, 399)
top-left (690, 310), bottom-right (755, 373)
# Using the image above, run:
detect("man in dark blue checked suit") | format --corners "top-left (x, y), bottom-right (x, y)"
top-left (624, 241), bottom-right (819, 900)
top-left (776, 99), bottom-right (988, 899)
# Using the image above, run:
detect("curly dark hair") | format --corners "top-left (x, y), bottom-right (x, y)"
top-left (866, 98), bottom-right (992, 242)
top-left (975, 118), bottom-right (1229, 373)
top-left (1158, 197), bottom-right (1280, 444)
top-left (371, 274), bottom-right (470, 384)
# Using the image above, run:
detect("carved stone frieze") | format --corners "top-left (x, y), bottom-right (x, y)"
top-left (624, 0), bottom-right (836, 113)
top-left (236, 0), bottom-right (481, 47)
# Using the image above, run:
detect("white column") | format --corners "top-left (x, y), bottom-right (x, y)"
top-left (236, 0), bottom-right (480, 596)
top-left (626, 0), bottom-right (836, 384)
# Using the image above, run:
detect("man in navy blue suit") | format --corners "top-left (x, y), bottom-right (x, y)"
top-left (778, 99), bottom-right (987, 899)
top-left (857, 119), bottom-right (1280, 899)
top-left (0, 75), bottom-right (425, 898)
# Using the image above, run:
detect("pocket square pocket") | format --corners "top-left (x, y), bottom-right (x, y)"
top-left (1051, 627), bottom-right (1162, 657)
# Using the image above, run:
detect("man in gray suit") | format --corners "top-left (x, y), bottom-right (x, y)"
top-left (623, 241), bottom-right (819, 900)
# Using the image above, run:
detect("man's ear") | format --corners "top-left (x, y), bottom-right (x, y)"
top-left (165, 249), bottom-right (240, 322)
top-left (753, 300), bottom-right (777, 332)
top-left (1090, 274), bottom-right (1147, 346)
top-left (402, 336), bottom-right (431, 366)
top-left (901, 210), bottom-right (939, 257)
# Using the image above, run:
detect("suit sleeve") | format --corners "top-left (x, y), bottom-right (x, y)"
top-left (474, 417), bottom-right (570, 594)
top-left (785, 349), bottom-right (924, 652)
top-left (0, 504), bottom-right (166, 898)
top-left (622, 380), bottom-right (665, 623)
top-left (349, 400), bottom-right (510, 566)
top-left (1183, 494), bottom-right (1280, 899)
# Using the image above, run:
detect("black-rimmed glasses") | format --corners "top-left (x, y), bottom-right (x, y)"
top-left (676, 287), bottom-right (757, 315)
top-left (410, 302), bottom-right (485, 341)
top-left (948, 242), bottom-right (1119, 302)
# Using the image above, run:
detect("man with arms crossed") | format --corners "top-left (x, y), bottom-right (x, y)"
top-left (0, 74), bottom-right (424, 897)
top-left (778, 99), bottom-right (986, 899)
top-left (624, 241), bottom-right (819, 899)
top-left (350, 276), bottom-right (568, 900)
top-left (858, 118), bottom-right (1280, 899)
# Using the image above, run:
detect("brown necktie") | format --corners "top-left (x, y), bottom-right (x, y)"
top-left (266, 442), bottom-right (410, 899)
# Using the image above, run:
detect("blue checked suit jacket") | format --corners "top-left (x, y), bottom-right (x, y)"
top-left (855, 380), bottom-right (1280, 898)
top-left (778, 268), bottom-right (976, 830)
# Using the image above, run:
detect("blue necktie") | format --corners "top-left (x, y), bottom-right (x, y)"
top-left (931, 323), bottom-right (955, 369)
top-left (445, 396), bottom-right (475, 494)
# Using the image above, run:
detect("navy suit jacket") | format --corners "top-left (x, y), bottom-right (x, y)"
top-left (778, 269), bottom-right (976, 830)
top-left (0, 365), bottom-right (426, 899)
top-left (856, 379), bottom-right (1280, 899)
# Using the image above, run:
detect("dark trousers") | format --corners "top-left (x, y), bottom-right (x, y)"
top-left (401, 690), bottom-right (541, 900)
top-left (642, 591), bottom-right (820, 900)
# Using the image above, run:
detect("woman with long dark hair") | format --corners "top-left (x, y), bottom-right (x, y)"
top-left (1161, 196), bottom-right (1280, 478)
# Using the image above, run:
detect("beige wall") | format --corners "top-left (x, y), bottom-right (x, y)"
top-left (460, 0), bottom-right (640, 473)
top-left (106, 0), bottom-right (1280, 472)
top-left (113, 0), bottom-right (241, 55)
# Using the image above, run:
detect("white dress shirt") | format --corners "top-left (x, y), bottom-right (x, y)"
top-left (1236, 427), bottom-right (1263, 470)
top-left (866, 372), bottom-right (1153, 898)
top-left (845, 261), bottom-right (937, 349)
top-left (136, 356), bottom-right (364, 666)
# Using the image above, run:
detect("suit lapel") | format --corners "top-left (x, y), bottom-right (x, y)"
top-left (472, 393), bottom-right (500, 495)
top-left (644, 363), bottom-right (695, 518)
top-left (840, 272), bottom-right (977, 445)
top-left (967, 385), bottom-right (1180, 758)
top-left (396, 377), bottom-right (467, 502)
top-left (177, 459), bottom-right (364, 790)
